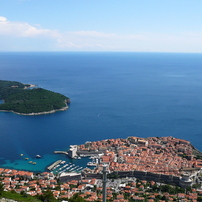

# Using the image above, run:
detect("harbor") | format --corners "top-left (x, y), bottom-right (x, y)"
top-left (47, 160), bottom-right (62, 171)
top-left (0, 149), bottom-right (95, 174)
top-left (45, 148), bottom-right (101, 175)
top-left (47, 160), bottom-right (84, 175)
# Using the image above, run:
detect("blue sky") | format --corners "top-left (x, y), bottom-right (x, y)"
top-left (0, 0), bottom-right (202, 52)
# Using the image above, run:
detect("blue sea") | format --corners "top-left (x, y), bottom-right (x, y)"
top-left (0, 52), bottom-right (202, 172)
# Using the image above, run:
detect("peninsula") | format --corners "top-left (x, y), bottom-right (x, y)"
top-left (0, 80), bottom-right (70, 115)
top-left (68, 136), bottom-right (202, 188)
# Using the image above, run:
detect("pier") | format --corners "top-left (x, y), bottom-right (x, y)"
top-left (54, 151), bottom-right (68, 155)
top-left (47, 160), bottom-right (62, 171)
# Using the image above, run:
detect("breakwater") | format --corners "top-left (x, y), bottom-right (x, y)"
top-left (54, 151), bottom-right (68, 155)
top-left (47, 160), bottom-right (62, 171)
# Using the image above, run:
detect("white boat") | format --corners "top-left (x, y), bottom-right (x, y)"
top-left (87, 162), bottom-right (97, 166)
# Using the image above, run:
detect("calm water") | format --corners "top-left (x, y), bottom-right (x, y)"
top-left (0, 52), bottom-right (202, 172)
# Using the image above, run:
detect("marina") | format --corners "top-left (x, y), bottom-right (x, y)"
top-left (47, 160), bottom-right (62, 171)
top-left (46, 160), bottom-right (85, 175)
top-left (16, 149), bottom-right (100, 173)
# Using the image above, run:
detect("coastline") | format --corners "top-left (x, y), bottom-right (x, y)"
top-left (0, 106), bottom-right (69, 116)
top-left (24, 83), bottom-right (37, 89)
top-left (0, 81), bottom-right (70, 116)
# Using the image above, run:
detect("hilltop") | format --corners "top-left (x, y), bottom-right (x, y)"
top-left (0, 80), bottom-right (70, 115)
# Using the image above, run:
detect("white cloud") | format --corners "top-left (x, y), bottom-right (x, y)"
top-left (0, 16), bottom-right (59, 38)
top-left (69, 31), bottom-right (115, 38)
top-left (0, 16), bottom-right (202, 52)
top-left (0, 16), bottom-right (7, 22)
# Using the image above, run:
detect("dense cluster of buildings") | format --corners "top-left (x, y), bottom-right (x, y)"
top-left (1, 167), bottom-right (202, 201)
top-left (78, 136), bottom-right (202, 187)
top-left (1, 136), bottom-right (202, 201)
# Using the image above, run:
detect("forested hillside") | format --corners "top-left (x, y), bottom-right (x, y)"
top-left (0, 80), bottom-right (70, 114)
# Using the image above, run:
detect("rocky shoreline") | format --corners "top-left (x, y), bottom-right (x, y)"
top-left (0, 106), bottom-right (69, 116)
top-left (0, 199), bottom-right (18, 202)
top-left (24, 83), bottom-right (38, 89)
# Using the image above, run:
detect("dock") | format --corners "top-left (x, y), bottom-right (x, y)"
top-left (47, 160), bottom-right (62, 171)
top-left (54, 151), bottom-right (68, 155)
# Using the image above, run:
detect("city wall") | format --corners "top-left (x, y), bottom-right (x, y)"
top-left (84, 170), bottom-right (181, 186)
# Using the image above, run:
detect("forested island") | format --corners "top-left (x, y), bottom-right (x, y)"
top-left (0, 80), bottom-right (70, 115)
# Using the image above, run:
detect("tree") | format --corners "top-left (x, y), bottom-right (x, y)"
top-left (36, 190), bottom-right (57, 202)
top-left (192, 183), bottom-right (201, 189)
top-left (68, 193), bottom-right (86, 202)
top-left (197, 196), bottom-right (202, 202)
top-left (124, 192), bottom-right (130, 199)
top-left (20, 190), bottom-right (28, 198)
top-left (0, 182), bottom-right (4, 196)
top-left (92, 185), bottom-right (97, 192)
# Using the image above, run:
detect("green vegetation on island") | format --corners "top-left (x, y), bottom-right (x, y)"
top-left (0, 80), bottom-right (70, 115)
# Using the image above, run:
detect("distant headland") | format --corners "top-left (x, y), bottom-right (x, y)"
top-left (0, 80), bottom-right (70, 115)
